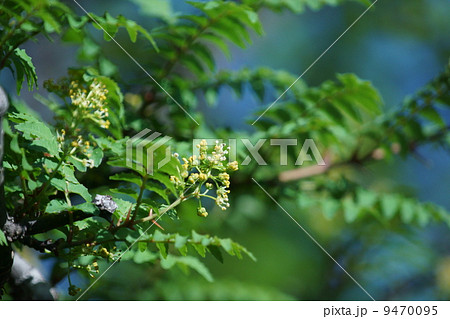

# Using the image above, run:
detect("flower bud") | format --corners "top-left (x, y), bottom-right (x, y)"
top-left (197, 207), bottom-right (208, 217)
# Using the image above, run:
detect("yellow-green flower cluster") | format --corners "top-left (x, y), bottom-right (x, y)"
top-left (70, 79), bottom-right (110, 129)
top-left (215, 184), bottom-right (230, 210)
top-left (57, 128), bottom-right (95, 169)
top-left (72, 260), bottom-right (99, 279)
top-left (170, 140), bottom-right (239, 217)
top-left (197, 207), bottom-right (208, 217)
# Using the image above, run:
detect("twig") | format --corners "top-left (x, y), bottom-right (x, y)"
top-left (131, 175), bottom-right (148, 222)
top-left (278, 152), bottom-right (332, 182)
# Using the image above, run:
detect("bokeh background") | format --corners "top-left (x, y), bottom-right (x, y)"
top-left (1, 0), bottom-right (449, 300)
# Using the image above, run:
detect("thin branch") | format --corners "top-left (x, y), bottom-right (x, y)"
top-left (279, 152), bottom-right (332, 182)
top-left (278, 124), bottom-right (450, 183)
top-left (131, 175), bottom-right (148, 222)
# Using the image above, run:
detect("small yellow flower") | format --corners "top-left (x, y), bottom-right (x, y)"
top-left (197, 207), bottom-right (208, 217)
top-left (198, 173), bottom-right (208, 182)
top-left (70, 79), bottom-right (110, 130)
top-left (99, 247), bottom-right (110, 258)
top-left (227, 161), bottom-right (239, 171)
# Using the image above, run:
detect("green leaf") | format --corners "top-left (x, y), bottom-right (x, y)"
top-left (50, 178), bottom-right (92, 202)
top-left (160, 255), bottom-right (213, 282)
top-left (110, 172), bottom-right (142, 186)
top-left (67, 156), bottom-right (87, 172)
top-left (146, 180), bottom-right (170, 202)
top-left (333, 96), bottom-right (362, 121)
top-left (416, 205), bottom-right (430, 227)
top-left (156, 242), bottom-right (168, 259)
top-left (60, 164), bottom-right (78, 183)
top-left (110, 187), bottom-right (138, 200)
top-left (68, 183), bottom-right (92, 202)
top-left (130, 0), bottom-right (176, 23)
top-left (191, 43), bottom-right (215, 72)
top-left (46, 199), bottom-right (71, 213)
top-left (91, 148), bottom-right (104, 167)
top-left (357, 188), bottom-right (378, 208)
top-left (10, 48), bottom-right (38, 95)
top-left (380, 194), bottom-right (400, 220)
top-left (110, 198), bottom-right (134, 220)
top-left (0, 230), bottom-right (8, 246)
top-left (244, 0), bottom-right (370, 16)
top-left (138, 241), bottom-right (147, 252)
top-left (174, 234), bottom-right (188, 256)
top-left (191, 243), bottom-right (207, 257)
top-left (343, 197), bottom-right (359, 223)
top-left (90, 13), bottom-right (158, 51)
top-left (420, 107), bottom-right (445, 127)
top-left (321, 199), bottom-right (340, 220)
top-left (200, 33), bottom-right (231, 59)
top-left (74, 202), bottom-right (98, 214)
top-left (153, 229), bottom-right (169, 258)
top-left (218, 238), bottom-right (233, 255)
top-left (208, 245), bottom-right (223, 263)
top-left (133, 249), bottom-right (158, 264)
top-left (67, 15), bottom-right (89, 29)
top-left (10, 112), bottom-right (60, 156)
top-left (400, 199), bottom-right (415, 223)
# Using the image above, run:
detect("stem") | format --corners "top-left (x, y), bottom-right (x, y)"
top-left (131, 175), bottom-right (148, 221)
top-left (67, 259), bottom-right (73, 286)
top-left (200, 194), bottom-right (216, 201)
top-left (133, 195), bottom-right (186, 225)
top-left (65, 181), bottom-right (74, 243)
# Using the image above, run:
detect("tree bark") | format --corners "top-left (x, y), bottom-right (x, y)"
top-left (0, 86), bottom-right (12, 297)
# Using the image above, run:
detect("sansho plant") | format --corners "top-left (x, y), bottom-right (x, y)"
top-left (0, 0), bottom-right (449, 300)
